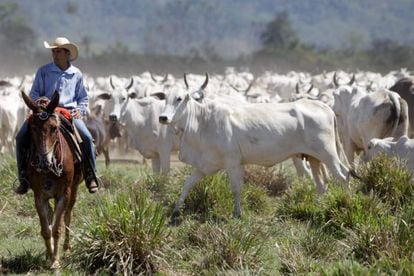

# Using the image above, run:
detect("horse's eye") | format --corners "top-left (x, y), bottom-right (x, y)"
top-left (176, 97), bottom-right (182, 102)
top-left (121, 97), bottom-right (126, 101)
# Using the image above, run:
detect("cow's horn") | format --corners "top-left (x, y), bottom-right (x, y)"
top-left (184, 73), bottom-right (189, 89)
top-left (201, 73), bottom-right (209, 90)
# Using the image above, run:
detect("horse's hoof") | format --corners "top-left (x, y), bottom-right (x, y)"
top-left (50, 260), bottom-right (60, 270)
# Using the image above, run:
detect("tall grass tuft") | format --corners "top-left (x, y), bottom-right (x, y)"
top-left (178, 220), bottom-right (266, 273)
top-left (68, 188), bottom-right (169, 275)
top-left (275, 179), bottom-right (321, 221)
top-left (318, 188), bottom-right (391, 237)
top-left (184, 172), bottom-right (234, 221)
top-left (0, 249), bottom-right (46, 274)
top-left (357, 154), bottom-right (414, 210)
top-left (244, 165), bottom-right (292, 196)
top-left (0, 156), bottom-right (17, 191)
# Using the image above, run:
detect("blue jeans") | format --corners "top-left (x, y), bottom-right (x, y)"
top-left (15, 118), bottom-right (97, 176)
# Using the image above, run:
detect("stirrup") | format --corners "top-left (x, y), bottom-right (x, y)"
top-left (85, 175), bottom-right (100, 194)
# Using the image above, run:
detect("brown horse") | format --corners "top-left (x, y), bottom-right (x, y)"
top-left (21, 91), bottom-right (83, 269)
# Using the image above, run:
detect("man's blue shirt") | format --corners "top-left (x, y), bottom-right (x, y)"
top-left (29, 62), bottom-right (89, 115)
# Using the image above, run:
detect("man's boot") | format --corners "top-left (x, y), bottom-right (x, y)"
top-left (85, 175), bottom-right (99, 194)
top-left (84, 162), bottom-right (101, 194)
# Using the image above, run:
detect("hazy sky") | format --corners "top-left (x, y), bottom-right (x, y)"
top-left (13, 0), bottom-right (414, 59)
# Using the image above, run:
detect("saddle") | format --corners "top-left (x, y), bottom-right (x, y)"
top-left (55, 108), bottom-right (83, 163)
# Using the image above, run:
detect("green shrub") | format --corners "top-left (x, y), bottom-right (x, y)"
top-left (276, 179), bottom-right (321, 221)
top-left (68, 188), bottom-right (169, 275)
top-left (0, 249), bottom-right (46, 274)
top-left (244, 165), bottom-right (292, 196)
top-left (184, 172), bottom-right (234, 221)
top-left (243, 183), bottom-right (272, 215)
top-left (318, 188), bottom-right (391, 237)
top-left (357, 155), bottom-right (414, 210)
top-left (179, 220), bottom-right (266, 273)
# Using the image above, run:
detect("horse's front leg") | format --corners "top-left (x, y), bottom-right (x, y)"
top-left (63, 185), bottom-right (79, 254)
top-left (50, 196), bottom-right (68, 269)
top-left (34, 197), bottom-right (54, 261)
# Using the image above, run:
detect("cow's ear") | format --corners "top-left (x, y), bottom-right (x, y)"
top-left (97, 93), bottom-right (111, 100)
top-left (191, 90), bottom-right (204, 102)
top-left (150, 92), bottom-right (166, 100)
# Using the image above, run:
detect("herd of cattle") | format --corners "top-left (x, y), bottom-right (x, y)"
top-left (1, 67), bottom-right (414, 217)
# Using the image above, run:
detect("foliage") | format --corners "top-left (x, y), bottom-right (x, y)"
top-left (169, 219), bottom-right (267, 274)
top-left (0, 2), bottom-right (35, 54)
top-left (357, 154), bottom-right (414, 211)
top-left (260, 11), bottom-right (300, 50)
top-left (3, 153), bottom-right (414, 274)
top-left (68, 188), bottom-right (169, 275)
top-left (244, 165), bottom-right (293, 197)
top-left (0, 249), bottom-right (47, 274)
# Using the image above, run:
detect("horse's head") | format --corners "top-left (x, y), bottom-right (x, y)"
top-left (22, 91), bottom-right (62, 173)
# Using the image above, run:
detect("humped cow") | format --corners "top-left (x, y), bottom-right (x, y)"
top-left (159, 73), bottom-right (356, 221)
top-left (332, 86), bottom-right (408, 165)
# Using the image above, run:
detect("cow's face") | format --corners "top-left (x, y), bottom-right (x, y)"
top-left (159, 88), bottom-right (189, 125)
top-left (159, 73), bottom-right (209, 125)
top-left (97, 77), bottom-right (134, 123)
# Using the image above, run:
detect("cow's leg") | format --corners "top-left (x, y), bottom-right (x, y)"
top-left (226, 165), bottom-right (245, 218)
top-left (171, 169), bottom-right (205, 222)
top-left (313, 144), bottom-right (350, 190)
top-left (159, 152), bottom-right (171, 176)
top-left (151, 156), bottom-right (161, 174)
top-left (34, 197), bottom-right (54, 261)
top-left (307, 157), bottom-right (327, 194)
top-left (103, 147), bottom-right (110, 167)
top-left (292, 156), bottom-right (312, 179)
top-left (343, 139), bottom-right (356, 167)
top-left (321, 163), bottom-right (330, 183)
top-left (50, 196), bottom-right (68, 269)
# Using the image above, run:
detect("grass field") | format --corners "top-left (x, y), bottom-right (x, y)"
top-left (1, 154), bottom-right (414, 275)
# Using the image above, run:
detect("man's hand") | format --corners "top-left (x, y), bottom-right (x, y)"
top-left (71, 108), bottom-right (82, 119)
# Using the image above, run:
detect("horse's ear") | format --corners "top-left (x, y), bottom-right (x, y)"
top-left (21, 90), bottom-right (37, 111)
top-left (47, 91), bottom-right (60, 113)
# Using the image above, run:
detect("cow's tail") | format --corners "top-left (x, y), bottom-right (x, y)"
top-left (395, 96), bottom-right (409, 137)
top-left (387, 92), bottom-right (404, 137)
top-left (333, 111), bottom-right (360, 179)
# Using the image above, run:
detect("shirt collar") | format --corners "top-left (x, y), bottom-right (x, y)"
top-left (50, 62), bottom-right (76, 74)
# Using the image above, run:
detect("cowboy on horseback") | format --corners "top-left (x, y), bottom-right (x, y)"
top-left (15, 37), bottom-right (101, 194)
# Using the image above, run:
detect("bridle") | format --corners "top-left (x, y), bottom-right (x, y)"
top-left (30, 111), bottom-right (64, 177)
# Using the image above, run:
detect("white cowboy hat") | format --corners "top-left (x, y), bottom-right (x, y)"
top-left (43, 37), bottom-right (79, 61)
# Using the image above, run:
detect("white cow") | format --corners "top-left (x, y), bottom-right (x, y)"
top-left (0, 84), bottom-right (28, 155)
top-left (332, 86), bottom-right (408, 165)
top-left (159, 74), bottom-right (355, 220)
top-left (98, 77), bottom-right (179, 175)
top-left (366, 136), bottom-right (414, 179)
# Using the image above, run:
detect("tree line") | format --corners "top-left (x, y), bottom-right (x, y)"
top-left (1, 3), bottom-right (412, 77)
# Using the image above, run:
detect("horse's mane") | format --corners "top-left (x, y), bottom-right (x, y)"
top-left (36, 96), bottom-right (51, 109)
